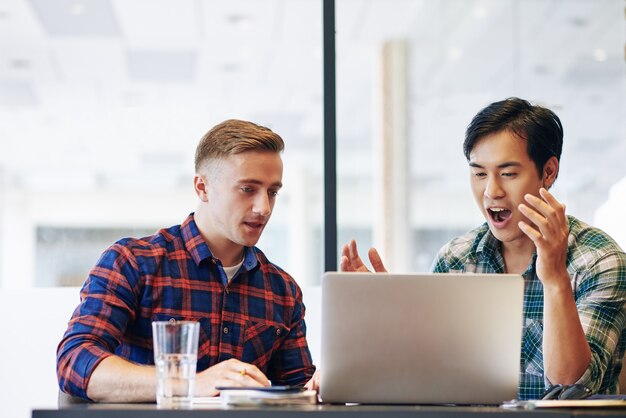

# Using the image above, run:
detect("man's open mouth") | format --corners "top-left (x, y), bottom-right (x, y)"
top-left (487, 207), bottom-right (512, 223)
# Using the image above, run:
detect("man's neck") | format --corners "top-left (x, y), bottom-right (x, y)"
top-left (194, 210), bottom-right (245, 267)
top-left (501, 237), bottom-right (536, 275)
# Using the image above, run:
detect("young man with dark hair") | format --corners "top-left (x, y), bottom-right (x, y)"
top-left (57, 119), bottom-right (316, 402)
top-left (342, 98), bottom-right (626, 399)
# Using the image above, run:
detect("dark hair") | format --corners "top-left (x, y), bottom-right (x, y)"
top-left (195, 119), bottom-right (284, 173)
top-left (463, 97), bottom-right (563, 177)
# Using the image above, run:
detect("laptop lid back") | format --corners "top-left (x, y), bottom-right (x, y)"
top-left (320, 272), bottom-right (524, 404)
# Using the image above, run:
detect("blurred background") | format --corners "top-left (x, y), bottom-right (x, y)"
top-left (0, 0), bottom-right (624, 290)
top-left (0, 0), bottom-right (624, 416)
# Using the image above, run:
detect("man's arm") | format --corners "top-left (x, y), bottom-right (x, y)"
top-left (541, 276), bottom-right (592, 384)
top-left (519, 188), bottom-right (591, 383)
top-left (57, 244), bottom-right (142, 400)
top-left (88, 356), bottom-right (270, 402)
top-left (87, 356), bottom-right (156, 402)
top-left (517, 188), bottom-right (625, 387)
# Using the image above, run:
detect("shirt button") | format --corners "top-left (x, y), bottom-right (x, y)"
top-left (275, 328), bottom-right (281, 336)
top-left (225, 288), bottom-right (230, 295)
top-left (223, 327), bottom-right (229, 334)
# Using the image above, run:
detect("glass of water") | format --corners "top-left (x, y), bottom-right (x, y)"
top-left (152, 320), bottom-right (200, 408)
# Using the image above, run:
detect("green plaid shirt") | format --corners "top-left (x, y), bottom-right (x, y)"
top-left (431, 215), bottom-right (626, 400)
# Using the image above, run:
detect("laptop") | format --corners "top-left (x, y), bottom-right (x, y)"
top-left (320, 272), bottom-right (524, 405)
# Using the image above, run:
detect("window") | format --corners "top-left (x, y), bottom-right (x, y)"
top-left (336, 0), bottom-right (626, 271)
top-left (0, 0), bottom-right (324, 287)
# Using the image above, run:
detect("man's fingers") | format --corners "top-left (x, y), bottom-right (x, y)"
top-left (539, 188), bottom-right (566, 222)
top-left (304, 370), bottom-right (320, 392)
top-left (343, 240), bottom-right (366, 271)
top-left (518, 221), bottom-right (542, 244)
top-left (340, 255), bottom-right (351, 272)
top-left (348, 240), bottom-right (361, 263)
top-left (525, 191), bottom-right (564, 223)
top-left (237, 364), bottom-right (270, 387)
top-left (340, 240), bottom-right (387, 273)
top-left (341, 243), bottom-right (350, 261)
top-left (539, 187), bottom-right (560, 207)
top-left (340, 243), bottom-right (360, 271)
top-left (523, 193), bottom-right (551, 216)
top-left (518, 203), bottom-right (549, 233)
top-left (221, 359), bottom-right (269, 387)
top-left (368, 248), bottom-right (387, 273)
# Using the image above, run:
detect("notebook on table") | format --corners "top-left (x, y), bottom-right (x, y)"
top-left (320, 272), bottom-right (524, 405)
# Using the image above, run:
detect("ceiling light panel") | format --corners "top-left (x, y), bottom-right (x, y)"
top-left (127, 50), bottom-right (197, 82)
top-left (30, 0), bottom-right (120, 37)
top-left (0, 80), bottom-right (38, 106)
top-left (113, 0), bottom-right (199, 49)
top-left (0, 0), bottom-right (46, 41)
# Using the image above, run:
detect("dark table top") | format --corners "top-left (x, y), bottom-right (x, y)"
top-left (31, 402), bottom-right (626, 418)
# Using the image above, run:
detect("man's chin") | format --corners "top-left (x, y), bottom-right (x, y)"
top-left (488, 225), bottom-right (525, 244)
top-left (240, 233), bottom-right (263, 248)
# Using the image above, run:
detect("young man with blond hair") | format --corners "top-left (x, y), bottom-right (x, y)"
top-left (57, 119), bottom-right (316, 402)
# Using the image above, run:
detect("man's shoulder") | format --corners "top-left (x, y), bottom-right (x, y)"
top-left (109, 223), bottom-right (183, 258)
top-left (567, 215), bottom-right (626, 270)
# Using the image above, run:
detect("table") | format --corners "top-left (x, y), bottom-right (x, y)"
top-left (31, 403), bottom-right (626, 418)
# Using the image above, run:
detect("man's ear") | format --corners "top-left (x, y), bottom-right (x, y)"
top-left (194, 175), bottom-right (209, 202)
top-left (542, 156), bottom-right (559, 189)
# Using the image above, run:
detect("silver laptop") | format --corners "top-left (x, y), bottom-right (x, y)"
top-left (320, 272), bottom-right (524, 405)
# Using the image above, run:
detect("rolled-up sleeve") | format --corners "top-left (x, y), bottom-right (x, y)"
top-left (56, 244), bottom-right (141, 400)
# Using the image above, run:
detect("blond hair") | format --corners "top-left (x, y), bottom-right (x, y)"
top-left (194, 119), bottom-right (284, 173)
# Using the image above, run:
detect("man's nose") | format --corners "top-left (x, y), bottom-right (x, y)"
top-left (484, 176), bottom-right (505, 199)
top-left (253, 193), bottom-right (271, 216)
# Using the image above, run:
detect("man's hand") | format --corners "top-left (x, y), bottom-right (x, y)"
top-left (195, 358), bottom-right (270, 397)
top-left (340, 239), bottom-right (387, 273)
top-left (517, 187), bottom-right (570, 288)
top-left (304, 370), bottom-right (320, 392)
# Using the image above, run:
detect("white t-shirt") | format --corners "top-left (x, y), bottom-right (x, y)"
top-left (222, 258), bottom-right (245, 281)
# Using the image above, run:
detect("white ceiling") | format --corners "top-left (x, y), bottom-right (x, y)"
top-left (0, 0), bottom-right (624, 220)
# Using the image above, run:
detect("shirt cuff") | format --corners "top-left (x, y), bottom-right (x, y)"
top-left (68, 345), bottom-right (113, 400)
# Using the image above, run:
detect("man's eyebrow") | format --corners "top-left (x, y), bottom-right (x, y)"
top-left (496, 162), bottom-right (523, 169)
top-left (238, 179), bottom-right (283, 188)
top-left (468, 161), bottom-right (522, 169)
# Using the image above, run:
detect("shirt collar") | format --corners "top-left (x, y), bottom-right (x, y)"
top-left (181, 213), bottom-right (212, 265)
top-left (241, 246), bottom-right (258, 271)
top-left (475, 223), bottom-right (539, 277)
top-left (474, 224), bottom-right (500, 259)
top-left (181, 213), bottom-right (259, 271)
top-left (474, 224), bottom-right (508, 273)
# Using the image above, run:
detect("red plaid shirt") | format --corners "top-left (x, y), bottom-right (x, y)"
top-left (57, 214), bottom-right (315, 400)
